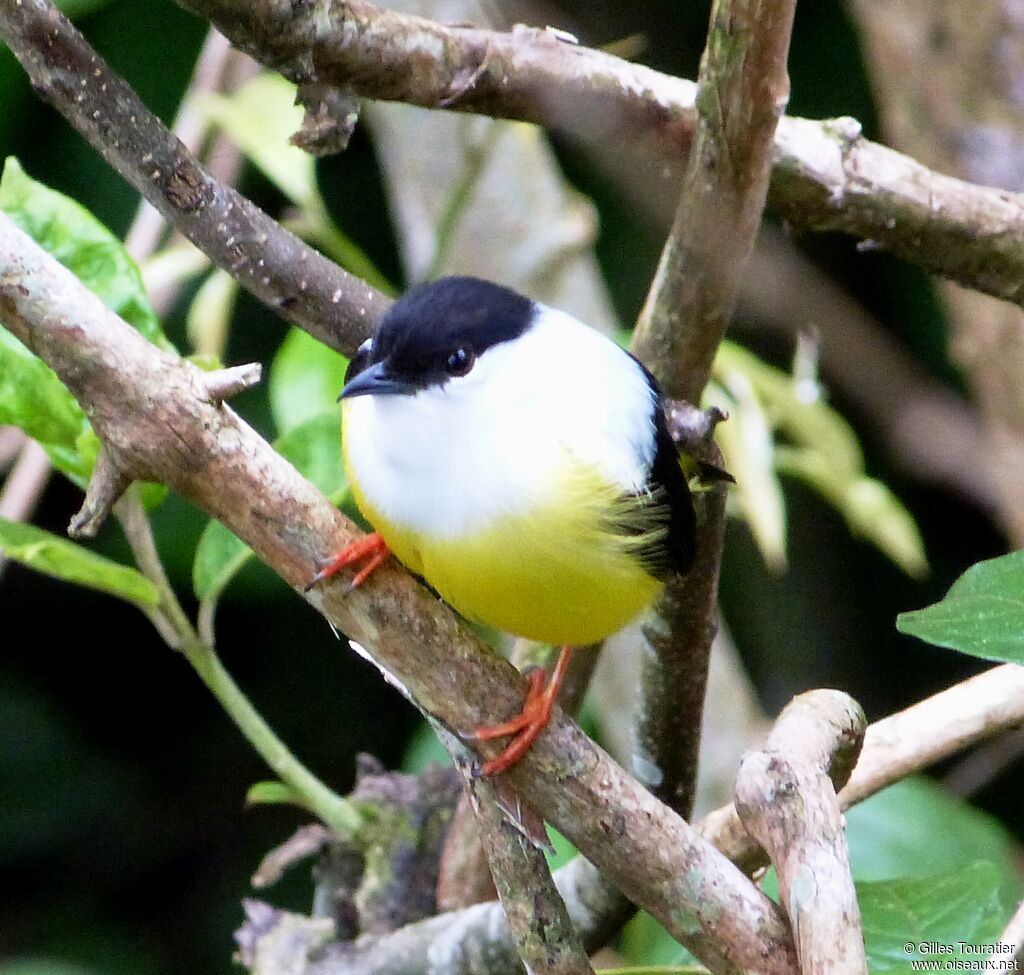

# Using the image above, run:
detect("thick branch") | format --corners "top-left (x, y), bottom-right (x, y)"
top-left (162, 0), bottom-right (1024, 311)
top-left (633, 0), bottom-right (796, 400)
top-left (840, 663), bottom-right (1024, 806)
top-left (0, 0), bottom-right (389, 358)
top-left (175, 0), bottom-right (699, 157)
top-left (628, 482), bottom-right (726, 814)
top-left (457, 758), bottom-right (594, 975)
top-left (734, 691), bottom-right (868, 975)
top-left (626, 0), bottom-right (794, 823)
top-left (699, 663), bottom-right (1024, 871)
top-left (0, 213), bottom-right (797, 974)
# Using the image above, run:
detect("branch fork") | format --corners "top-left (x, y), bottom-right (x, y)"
top-left (735, 690), bottom-right (869, 975)
top-left (67, 361), bottom-right (262, 539)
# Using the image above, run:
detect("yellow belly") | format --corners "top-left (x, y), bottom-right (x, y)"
top-left (344, 419), bottom-right (663, 645)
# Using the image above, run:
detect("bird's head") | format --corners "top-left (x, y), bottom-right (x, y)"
top-left (338, 276), bottom-right (534, 404)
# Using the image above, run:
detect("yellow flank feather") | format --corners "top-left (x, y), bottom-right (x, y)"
top-left (344, 417), bottom-right (665, 646)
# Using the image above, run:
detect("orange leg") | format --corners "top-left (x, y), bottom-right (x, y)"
top-left (471, 645), bottom-right (574, 777)
top-left (304, 532), bottom-right (391, 592)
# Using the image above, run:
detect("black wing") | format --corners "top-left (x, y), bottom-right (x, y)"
top-left (631, 359), bottom-right (697, 578)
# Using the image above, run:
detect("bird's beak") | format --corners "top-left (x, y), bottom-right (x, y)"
top-left (338, 361), bottom-right (417, 400)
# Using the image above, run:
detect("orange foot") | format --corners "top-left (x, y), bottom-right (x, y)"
top-left (470, 645), bottom-right (574, 776)
top-left (304, 531), bottom-right (390, 593)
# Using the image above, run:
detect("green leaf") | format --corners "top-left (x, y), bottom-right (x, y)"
top-left (270, 327), bottom-right (349, 434)
top-left (619, 913), bottom-right (700, 970)
top-left (191, 519), bottom-right (252, 605)
top-left (898, 551), bottom-right (1024, 662)
top-left (0, 326), bottom-right (92, 482)
top-left (712, 341), bottom-right (926, 576)
top-left (845, 777), bottom-right (1020, 895)
top-left (777, 448), bottom-right (927, 577)
top-left (196, 74), bottom-right (393, 294)
top-left (707, 372), bottom-right (787, 571)
top-left (0, 518), bottom-right (159, 609)
top-left (0, 158), bottom-right (174, 485)
top-left (193, 412), bottom-right (348, 601)
top-left (859, 863), bottom-right (1009, 972)
top-left (716, 341), bottom-right (863, 478)
top-left (0, 157), bottom-right (172, 351)
top-left (246, 780), bottom-right (306, 809)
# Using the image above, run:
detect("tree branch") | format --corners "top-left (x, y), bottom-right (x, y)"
top-left (455, 753), bottom-right (595, 975)
top-left (625, 0), bottom-right (795, 825)
top-left (633, 0), bottom-right (796, 400)
top-left (839, 663), bottom-right (1024, 807)
top-left (262, 661), bottom-right (1024, 975)
top-left (734, 691), bottom-right (868, 975)
top-left (0, 212), bottom-right (797, 974)
top-left (0, 0), bottom-right (390, 358)
top-left (698, 663), bottom-right (1024, 871)
top-left (0, 437), bottom-right (53, 579)
top-left (122, 25), bottom-right (234, 262)
top-left (168, 0), bottom-right (1024, 311)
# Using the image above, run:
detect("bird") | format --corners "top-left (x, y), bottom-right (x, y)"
top-left (308, 276), bottom-right (697, 776)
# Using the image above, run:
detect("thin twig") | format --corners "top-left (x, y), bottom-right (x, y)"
top-left (114, 486), bottom-right (198, 642)
top-left (0, 437), bottom-right (51, 521)
top-left (68, 447), bottom-right (131, 540)
top-left (0, 0), bottom-right (390, 358)
top-left (0, 427), bottom-right (27, 472)
top-left (840, 663), bottom-right (1024, 806)
top-left (0, 208), bottom-right (797, 975)
top-left (0, 438), bottom-right (53, 578)
top-left (109, 485), bottom-right (363, 838)
top-left (734, 691), bottom-right (868, 975)
top-left (202, 361), bottom-right (262, 403)
top-left (632, 0), bottom-right (797, 400)
top-left (437, 637), bottom-right (601, 911)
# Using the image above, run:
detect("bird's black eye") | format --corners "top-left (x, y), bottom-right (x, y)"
top-left (345, 341), bottom-right (372, 383)
top-left (445, 347), bottom-right (475, 377)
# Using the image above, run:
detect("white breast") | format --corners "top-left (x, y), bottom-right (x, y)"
top-left (343, 305), bottom-right (658, 539)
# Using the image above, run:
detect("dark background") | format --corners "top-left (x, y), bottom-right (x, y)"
top-left (0, 2), bottom-right (1011, 972)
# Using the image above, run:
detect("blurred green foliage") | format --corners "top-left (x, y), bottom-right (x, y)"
top-left (0, 2), bottom-right (1018, 975)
